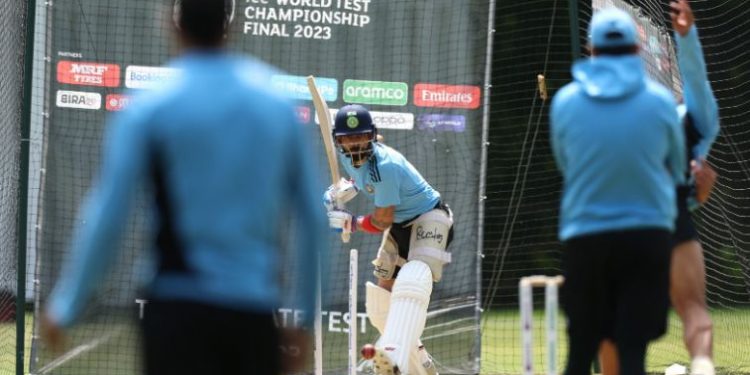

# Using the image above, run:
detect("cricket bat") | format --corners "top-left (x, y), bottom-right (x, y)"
top-left (307, 76), bottom-right (350, 243)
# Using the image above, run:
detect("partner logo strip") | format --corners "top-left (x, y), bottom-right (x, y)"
top-left (343, 79), bottom-right (408, 106)
top-left (272, 75), bottom-right (338, 102)
top-left (56, 90), bottom-right (101, 110)
top-left (413, 83), bottom-right (481, 109)
top-left (317, 108), bottom-right (413, 130)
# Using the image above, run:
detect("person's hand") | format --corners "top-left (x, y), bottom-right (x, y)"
top-left (692, 158), bottom-right (717, 204)
top-left (670, 0), bottom-right (695, 36)
top-left (328, 210), bottom-right (356, 233)
top-left (40, 312), bottom-right (67, 354)
top-left (322, 178), bottom-right (358, 211)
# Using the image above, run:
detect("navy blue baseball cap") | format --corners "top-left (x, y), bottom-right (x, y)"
top-left (589, 8), bottom-right (638, 48)
top-left (333, 104), bottom-right (376, 136)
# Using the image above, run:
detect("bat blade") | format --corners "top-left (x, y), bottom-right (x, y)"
top-left (308, 76), bottom-right (349, 243)
top-left (307, 76), bottom-right (340, 184)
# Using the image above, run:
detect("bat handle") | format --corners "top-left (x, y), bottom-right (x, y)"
top-left (341, 231), bottom-right (351, 243)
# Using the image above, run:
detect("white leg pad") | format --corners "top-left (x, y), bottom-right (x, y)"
top-left (367, 281), bottom-right (433, 374)
top-left (366, 281), bottom-right (391, 334)
top-left (378, 261), bottom-right (433, 374)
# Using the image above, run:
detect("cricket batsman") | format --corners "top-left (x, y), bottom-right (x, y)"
top-left (323, 104), bottom-right (454, 375)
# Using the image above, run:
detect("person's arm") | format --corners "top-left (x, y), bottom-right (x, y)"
top-left (357, 205), bottom-right (395, 233)
top-left (672, 0), bottom-right (719, 158)
top-left (45, 108), bottom-right (152, 328)
top-left (356, 161), bottom-right (400, 233)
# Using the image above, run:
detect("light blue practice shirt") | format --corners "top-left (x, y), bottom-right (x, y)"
top-left (340, 143), bottom-right (440, 223)
top-left (550, 54), bottom-right (686, 241)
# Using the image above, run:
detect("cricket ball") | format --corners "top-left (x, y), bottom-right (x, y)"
top-left (361, 344), bottom-right (376, 360)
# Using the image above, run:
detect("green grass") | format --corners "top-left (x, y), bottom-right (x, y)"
top-left (481, 308), bottom-right (750, 374)
top-left (0, 312), bottom-right (34, 375)
top-left (1, 309), bottom-right (748, 374)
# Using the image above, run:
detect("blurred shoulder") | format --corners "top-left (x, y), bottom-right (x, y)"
top-left (551, 82), bottom-right (582, 109)
top-left (644, 78), bottom-right (677, 107)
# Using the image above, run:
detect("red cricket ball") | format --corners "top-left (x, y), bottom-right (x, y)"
top-left (361, 344), bottom-right (376, 360)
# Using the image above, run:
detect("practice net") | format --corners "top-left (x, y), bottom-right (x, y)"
top-left (0, 0), bottom-right (28, 373)
top-left (482, 0), bottom-right (750, 374)
top-left (27, 1), bottom-right (490, 374)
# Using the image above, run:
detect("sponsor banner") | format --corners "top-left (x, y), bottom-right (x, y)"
top-left (55, 90), bottom-right (101, 110)
top-left (316, 108), bottom-right (413, 130)
top-left (295, 106), bottom-right (311, 123)
top-left (272, 75), bottom-right (338, 101)
top-left (343, 79), bottom-right (408, 106)
top-left (57, 61), bottom-right (121, 87)
top-left (417, 114), bottom-right (466, 132)
top-left (105, 94), bottom-right (131, 111)
top-left (413, 83), bottom-right (481, 109)
top-left (125, 66), bottom-right (181, 89)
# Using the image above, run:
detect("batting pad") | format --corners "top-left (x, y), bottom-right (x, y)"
top-left (368, 282), bottom-right (434, 375)
top-left (366, 282), bottom-right (391, 334)
top-left (379, 261), bottom-right (433, 373)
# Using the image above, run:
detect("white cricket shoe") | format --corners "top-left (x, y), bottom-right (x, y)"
top-left (417, 345), bottom-right (438, 375)
top-left (690, 356), bottom-right (715, 375)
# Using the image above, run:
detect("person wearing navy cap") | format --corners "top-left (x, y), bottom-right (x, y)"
top-left (323, 104), bottom-right (453, 375)
top-left (550, 7), bottom-right (685, 375)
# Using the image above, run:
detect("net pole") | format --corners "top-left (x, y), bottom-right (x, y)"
top-left (348, 249), bottom-right (358, 375)
top-left (314, 257), bottom-right (323, 375)
top-left (568, 0), bottom-right (581, 60)
top-left (476, 0), bottom-right (497, 368)
top-left (18, 0), bottom-right (38, 373)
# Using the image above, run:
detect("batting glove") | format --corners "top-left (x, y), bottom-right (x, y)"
top-left (328, 209), bottom-right (357, 233)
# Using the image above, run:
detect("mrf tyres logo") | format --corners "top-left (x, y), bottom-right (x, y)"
top-left (414, 83), bottom-right (481, 109)
top-left (57, 61), bottom-right (121, 87)
top-left (56, 90), bottom-right (101, 110)
top-left (343, 80), bottom-right (408, 106)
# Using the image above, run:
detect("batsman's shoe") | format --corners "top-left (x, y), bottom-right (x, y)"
top-left (417, 345), bottom-right (438, 375)
top-left (690, 356), bottom-right (715, 375)
top-left (372, 346), bottom-right (400, 375)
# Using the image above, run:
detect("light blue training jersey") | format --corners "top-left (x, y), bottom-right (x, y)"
top-left (47, 50), bottom-right (329, 327)
top-left (340, 143), bottom-right (440, 223)
top-left (550, 54), bottom-right (686, 241)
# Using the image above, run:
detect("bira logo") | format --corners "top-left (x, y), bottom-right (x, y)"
top-left (343, 80), bottom-right (408, 106)
top-left (56, 90), bottom-right (101, 110)
top-left (57, 61), bottom-right (121, 87)
top-left (413, 83), bottom-right (481, 109)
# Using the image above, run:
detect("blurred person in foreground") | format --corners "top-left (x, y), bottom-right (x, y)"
top-left (40, 0), bottom-right (329, 374)
top-left (598, 1), bottom-right (719, 374)
top-left (550, 8), bottom-right (685, 375)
